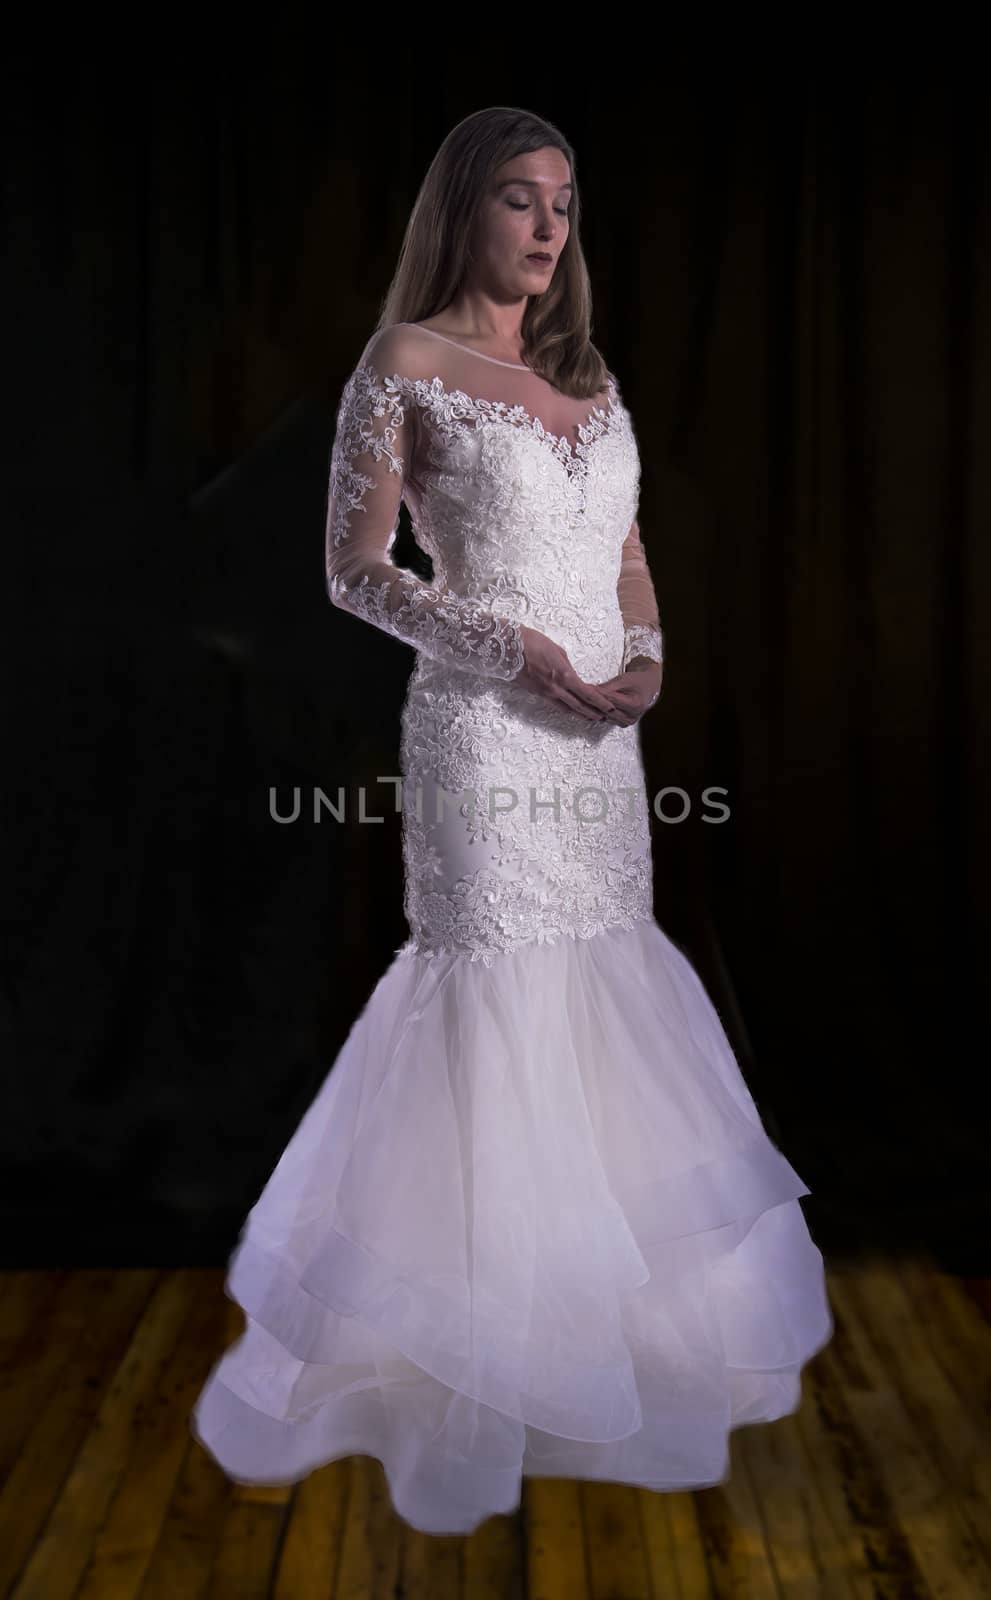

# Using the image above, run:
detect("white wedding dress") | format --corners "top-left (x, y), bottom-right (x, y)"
top-left (190, 321), bottom-right (833, 1536)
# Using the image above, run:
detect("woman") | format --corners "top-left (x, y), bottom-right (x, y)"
top-left (191, 106), bottom-right (833, 1537)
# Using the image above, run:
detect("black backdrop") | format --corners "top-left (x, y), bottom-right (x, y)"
top-left (4, 48), bottom-right (987, 1268)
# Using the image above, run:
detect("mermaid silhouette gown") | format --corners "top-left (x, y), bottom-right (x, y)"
top-left (190, 321), bottom-right (833, 1536)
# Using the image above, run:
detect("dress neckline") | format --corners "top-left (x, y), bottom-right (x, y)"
top-left (373, 367), bottom-right (620, 483)
top-left (401, 322), bottom-right (532, 372)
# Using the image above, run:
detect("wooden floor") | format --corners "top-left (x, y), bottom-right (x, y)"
top-left (0, 1253), bottom-right (988, 1599)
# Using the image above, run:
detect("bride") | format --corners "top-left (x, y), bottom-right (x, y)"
top-left (191, 104), bottom-right (833, 1538)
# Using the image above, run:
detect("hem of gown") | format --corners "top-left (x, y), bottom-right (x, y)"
top-left (191, 1272), bottom-right (834, 1535)
top-left (191, 909), bottom-right (834, 1536)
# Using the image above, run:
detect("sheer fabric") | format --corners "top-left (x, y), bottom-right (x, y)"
top-left (324, 322), bottom-right (664, 679)
top-left (617, 519), bottom-right (665, 669)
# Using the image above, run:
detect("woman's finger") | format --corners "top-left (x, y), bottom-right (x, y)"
top-left (554, 685), bottom-right (608, 720)
top-left (565, 674), bottom-right (619, 716)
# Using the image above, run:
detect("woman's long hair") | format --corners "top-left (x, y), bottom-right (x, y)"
top-left (375, 107), bottom-right (609, 399)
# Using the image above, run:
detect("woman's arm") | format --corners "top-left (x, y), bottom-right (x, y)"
top-left (616, 517), bottom-right (664, 672)
top-left (325, 326), bottom-right (526, 680)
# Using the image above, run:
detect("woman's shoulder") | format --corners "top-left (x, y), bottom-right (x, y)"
top-left (358, 322), bottom-right (449, 388)
top-left (355, 321), bottom-right (615, 410)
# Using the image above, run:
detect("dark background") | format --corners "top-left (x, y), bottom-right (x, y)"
top-left (4, 51), bottom-right (987, 1269)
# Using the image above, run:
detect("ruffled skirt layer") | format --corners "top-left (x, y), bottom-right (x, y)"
top-left (191, 917), bottom-right (833, 1535)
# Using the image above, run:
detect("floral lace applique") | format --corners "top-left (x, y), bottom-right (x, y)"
top-left (326, 348), bottom-right (665, 963)
top-left (623, 623), bottom-right (665, 670)
top-left (326, 364), bottom-right (527, 680)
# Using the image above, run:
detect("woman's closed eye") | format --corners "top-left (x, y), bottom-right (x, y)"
top-left (507, 202), bottom-right (570, 216)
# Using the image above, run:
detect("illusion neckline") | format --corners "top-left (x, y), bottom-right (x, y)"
top-left (374, 367), bottom-right (620, 480)
top-left (401, 322), bottom-right (532, 372)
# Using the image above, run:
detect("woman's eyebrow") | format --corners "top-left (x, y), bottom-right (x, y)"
top-left (494, 178), bottom-right (573, 192)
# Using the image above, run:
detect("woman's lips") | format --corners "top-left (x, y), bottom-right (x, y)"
top-left (526, 254), bottom-right (552, 266)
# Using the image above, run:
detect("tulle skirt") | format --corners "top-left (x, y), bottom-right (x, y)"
top-left (190, 915), bottom-right (833, 1536)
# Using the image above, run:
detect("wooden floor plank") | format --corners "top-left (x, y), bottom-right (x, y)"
top-left (793, 1279), bottom-right (926, 1598)
top-left (580, 1477), bottom-right (653, 1599)
top-left (0, 1270), bottom-right (159, 1597)
top-left (132, 1415), bottom-right (233, 1599)
top-left (524, 1477), bottom-right (590, 1600)
top-left (10, 1270), bottom-right (198, 1600)
top-left (74, 1269), bottom-right (228, 1600)
top-left (853, 1259), bottom-right (991, 1566)
top-left (330, 1455), bottom-right (402, 1599)
top-left (204, 1492), bottom-right (287, 1598)
top-left (0, 1271), bottom-right (115, 1481)
top-left (462, 1505), bottom-right (525, 1600)
top-left (826, 1267), bottom-right (991, 1599)
top-left (692, 1430), bottom-right (781, 1599)
top-left (639, 1489), bottom-right (712, 1598)
top-left (896, 1257), bottom-right (991, 1430)
top-left (191, 1297), bottom-right (294, 1599)
top-left (0, 1269), bottom-right (68, 1374)
top-left (740, 1402), bottom-right (858, 1598)
top-left (271, 1460), bottom-right (351, 1599)
top-left (398, 1518), bottom-right (462, 1598)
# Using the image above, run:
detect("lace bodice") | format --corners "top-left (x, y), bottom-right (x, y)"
top-left (324, 323), bottom-right (663, 683)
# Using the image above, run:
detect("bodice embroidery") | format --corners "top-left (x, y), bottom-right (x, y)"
top-left (375, 368), bottom-right (620, 491)
top-left (324, 345), bottom-right (665, 963)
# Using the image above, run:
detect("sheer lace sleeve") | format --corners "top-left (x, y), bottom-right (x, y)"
top-left (325, 329), bottom-right (526, 680)
top-left (617, 517), bottom-right (664, 670)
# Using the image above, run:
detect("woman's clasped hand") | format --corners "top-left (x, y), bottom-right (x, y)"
top-left (515, 625), bottom-right (662, 726)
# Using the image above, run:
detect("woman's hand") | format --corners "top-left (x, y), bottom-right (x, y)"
top-left (514, 625), bottom-right (620, 721)
top-left (591, 657), bottom-right (664, 727)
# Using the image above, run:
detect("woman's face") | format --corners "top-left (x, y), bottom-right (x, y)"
top-left (471, 146), bottom-right (572, 298)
